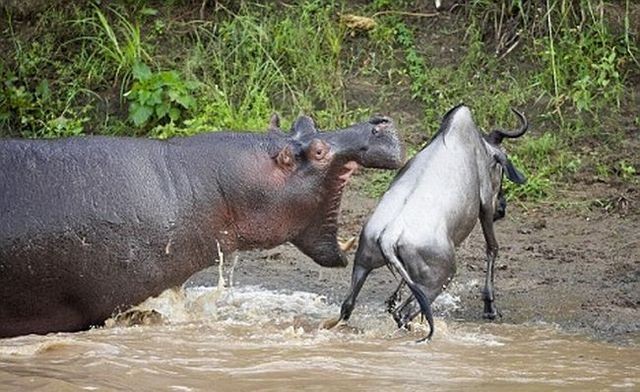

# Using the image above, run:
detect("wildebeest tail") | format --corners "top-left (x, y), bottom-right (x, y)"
top-left (377, 234), bottom-right (434, 341)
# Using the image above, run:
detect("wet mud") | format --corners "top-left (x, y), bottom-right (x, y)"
top-left (188, 180), bottom-right (640, 346)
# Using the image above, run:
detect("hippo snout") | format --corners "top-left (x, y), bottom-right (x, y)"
top-left (370, 116), bottom-right (396, 137)
top-left (369, 116), bottom-right (393, 126)
top-left (359, 116), bottom-right (404, 169)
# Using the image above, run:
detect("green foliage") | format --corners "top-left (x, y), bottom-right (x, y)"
top-left (360, 170), bottom-right (396, 198)
top-left (148, 122), bottom-right (199, 140)
top-left (533, 0), bottom-right (630, 116)
top-left (616, 160), bottom-right (637, 181)
top-left (503, 134), bottom-right (562, 200)
top-left (181, 1), bottom-right (348, 131)
top-left (387, 17), bottom-right (528, 134)
top-left (503, 154), bottom-right (554, 201)
top-left (125, 62), bottom-right (197, 128)
top-left (0, 66), bottom-right (88, 138)
top-left (1, 0), bottom-right (637, 201)
top-left (79, 6), bottom-right (150, 96)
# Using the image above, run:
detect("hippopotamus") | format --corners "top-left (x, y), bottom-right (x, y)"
top-left (0, 114), bottom-right (404, 338)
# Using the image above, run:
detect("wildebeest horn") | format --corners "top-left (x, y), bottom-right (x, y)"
top-left (487, 108), bottom-right (528, 145)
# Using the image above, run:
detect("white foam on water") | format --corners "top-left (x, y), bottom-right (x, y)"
top-left (438, 323), bottom-right (505, 347)
top-left (105, 285), bottom-right (510, 348)
top-left (432, 292), bottom-right (461, 315)
top-left (107, 285), bottom-right (343, 342)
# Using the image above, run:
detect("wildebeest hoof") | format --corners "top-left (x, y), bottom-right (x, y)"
top-left (482, 309), bottom-right (502, 320)
top-left (394, 315), bottom-right (412, 331)
top-left (385, 295), bottom-right (402, 314)
top-left (483, 312), bottom-right (497, 320)
top-left (416, 335), bottom-right (432, 344)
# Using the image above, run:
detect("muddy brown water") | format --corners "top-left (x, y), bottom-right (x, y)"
top-left (1, 285), bottom-right (638, 391)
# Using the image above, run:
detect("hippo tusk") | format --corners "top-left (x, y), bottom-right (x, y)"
top-left (339, 236), bottom-right (357, 252)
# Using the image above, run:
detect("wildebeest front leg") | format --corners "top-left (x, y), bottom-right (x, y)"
top-left (480, 210), bottom-right (500, 319)
top-left (339, 263), bottom-right (372, 322)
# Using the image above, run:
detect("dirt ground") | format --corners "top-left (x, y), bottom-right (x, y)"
top-left (188, 176), bottom-right (640, 346)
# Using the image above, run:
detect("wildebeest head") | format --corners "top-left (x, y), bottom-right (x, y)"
top-left (482, 108), bottom-right (528, 221)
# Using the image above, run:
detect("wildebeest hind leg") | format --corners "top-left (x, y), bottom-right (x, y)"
top-left (380, 242), bottom-right (435, 342)
top-left (390, 293), bottom-right (416, 329)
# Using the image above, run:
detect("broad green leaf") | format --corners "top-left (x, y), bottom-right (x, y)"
top-left (129, 102), bottom-right (153, 126)
top-left (150, 89), bottom-right (163, 105)
top-left (155, 104), bottom-right (168, 119)
top-left (176, 94), bottom-right (195, 109)
top-left (132, 62), bottom-right (152, 81)
top-left (35, 80), bottom-right (51, 100)
top-left (139, 89), bottom-right (151, 104)
top-left (168, 107), bottom-right (181, 121)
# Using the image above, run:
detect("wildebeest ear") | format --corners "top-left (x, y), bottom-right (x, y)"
top-left (504, 159), bottom-right (526, 184)
top-left (291, 115), bottom-right (317, 140)
top-left (494, 153), bottom-right (527, 184)
top-left (502, 158), bottom-right (527, 184)
top-left (274, 145), bottom-right (296, 170)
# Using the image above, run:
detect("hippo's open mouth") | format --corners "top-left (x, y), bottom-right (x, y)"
top-left (338, 161), bottom-right (359, 181)
top-left (325, 161), bottom-right (360, 230)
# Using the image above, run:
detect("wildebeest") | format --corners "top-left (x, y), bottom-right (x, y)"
top-left (329, 104), bottom-right (528, 341)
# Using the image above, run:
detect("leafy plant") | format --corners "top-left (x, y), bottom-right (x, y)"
top-left (0, 65), bottom-right (88, 138)
top-left (535, 0), bottom-right (628, 117)
top-left (616, 160), bottom-right (637, 181)
top-left (125, 62), bottom-right (197, 128)
top-left (77, 6), bottom-right (150, 97)
top-left (183, 1), bottom-right (348, 131)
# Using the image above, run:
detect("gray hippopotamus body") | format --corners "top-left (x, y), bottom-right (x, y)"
top-left (0, 115), bottom-right (404, 337)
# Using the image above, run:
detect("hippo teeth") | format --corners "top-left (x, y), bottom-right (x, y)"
top-left (323, 162), bottom-right (356, 232)
top-left (338, 161), bottom-right (359, 181)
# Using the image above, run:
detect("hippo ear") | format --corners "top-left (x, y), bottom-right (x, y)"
top-left (291, 115), bottom-right (317, 140)
top-left (268, 113), bottom-right (281, 132)
top-left (274, 145), bottom-right (296, 171)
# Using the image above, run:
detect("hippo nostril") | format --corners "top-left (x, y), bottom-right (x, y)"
top-left (369, 116), bottom-right (391, 125)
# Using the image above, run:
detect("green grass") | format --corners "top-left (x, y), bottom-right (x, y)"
top-left (78, 5), bottom-right (151, 97)
top-left (182, 1), bottom-right (349, 132)
top-left (354, 0), bottom-right (637, 200)
top-left (1, 0), bottom-right (637, 201)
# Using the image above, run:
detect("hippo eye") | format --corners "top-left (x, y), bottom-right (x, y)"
top-left (371, 127), bottom-right (379, 136)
